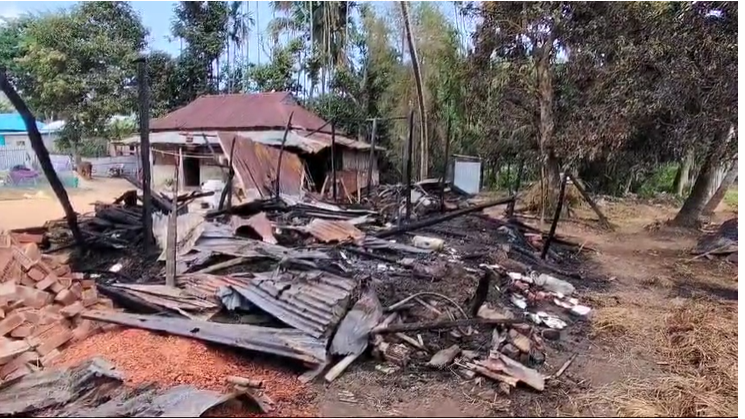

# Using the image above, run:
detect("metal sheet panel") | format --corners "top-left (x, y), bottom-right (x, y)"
top-left (453, 160), bottom-right (482, 194)
top-left (231, 270), bottom-right (360, 339)
top-left (217, 132), bottom-right (305, 198)
top-left (83, 310), bottom-right (329, 364)
top-left (0, 357), bottom-right (250, 417)
top-left (305, 219), bottom-right (365, 243)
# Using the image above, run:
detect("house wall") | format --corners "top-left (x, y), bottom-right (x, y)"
top-left (0, 132), bottom-right (58, 153)
top-left (342, 149), bottom-right (379, 185)
top-left (150, 144), bottom-right (225, 189)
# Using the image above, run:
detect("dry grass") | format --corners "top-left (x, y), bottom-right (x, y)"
top-left (576, 298), bottom-right (738, 417)
top-left (522, 182), bottom-right (585, 213)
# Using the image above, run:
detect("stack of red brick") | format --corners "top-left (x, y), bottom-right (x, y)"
top-left (0, 232), bottom-right (113, 382)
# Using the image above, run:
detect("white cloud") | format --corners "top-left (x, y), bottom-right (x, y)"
top-left (0, 4), bottom-right (21, 20)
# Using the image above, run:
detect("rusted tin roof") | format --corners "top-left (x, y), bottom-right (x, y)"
top-left (150, 92), bottom-right (329, 132)
top-left (305, 219), bottom-right (365, 243)
top-left (218, 132), bottom-right (304, 198)
top-left (231, 270), bottom-right (360, 339)
top-left (83, 310), bottom-right (329, 364)
top-left (0, 357), bottom-right (247, 417)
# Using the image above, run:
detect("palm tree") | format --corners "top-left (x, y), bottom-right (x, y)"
top-left (268, 1), bottom-right (356, 96)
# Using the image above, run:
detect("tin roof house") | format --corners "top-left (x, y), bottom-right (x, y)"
top-left (120, 92), bottom-right (380, 199)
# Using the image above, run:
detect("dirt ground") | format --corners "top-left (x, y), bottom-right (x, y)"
top-left (0, 177), bottom-right (132, 230)
top-left (0, 180), bottom-right (736, 417)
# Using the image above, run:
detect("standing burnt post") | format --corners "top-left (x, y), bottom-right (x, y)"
top-left (136, 57), bottom-right (154, 250)
top-left (541, 173), bottom-right (569, 259)
top-left (405, 110), bottom-right (414, 220)
top-left (0, 71), bottom-right (84, 245)
top-left (440, 113), bottom-right (451, 213)
top-left (218, 137), bottom-right (237, 210)
top-left (331, 121), bottom-right (337, 201)
top-left (506, 159), bottom-right (524, 217)
top-left (275, 112), bottom-right (294, 199)
top-left (366, 118), bottom-right (378, 197)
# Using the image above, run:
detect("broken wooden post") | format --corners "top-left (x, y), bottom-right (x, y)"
top-left (541, 173), bottom-right (569, 260)
top-left (468, 270), bottom-right (496, 317)
top-left (440, 113), bottom-right (451, 213)
top-left (566, 172), bottom-right (612, 230)
top-left (331, 121), bottom-right (337, 201)
top-left (506, 159), bottom-right (524, 217)
top-left (366, 117), bottom-right (378, 197)
top-left (375, 195), bottom-right (516, 239)
top-left (0, 70), bottom-right (84, 245)
top-left (165, 164), bottom-right (179, 287)
top-left (218, 137), bottom-right (237, 211)
top-left (136, 57), bottom-right (154, 250)
top-left (275, 112), bottom-right (295, 199)
top-left (405, 109), bottom-right (414, 220)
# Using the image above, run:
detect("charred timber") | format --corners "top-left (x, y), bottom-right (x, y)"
top-left (375, 195), bottom-right (516, 239)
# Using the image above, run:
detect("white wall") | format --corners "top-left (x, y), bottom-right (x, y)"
top-left (0, 132), bottom-right (59, 153)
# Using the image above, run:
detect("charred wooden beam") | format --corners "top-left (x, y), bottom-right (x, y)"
top-left (366, 117), bottom-right (378, 197)
top-left (135, 57), bottom-right (154, 249)
top-left (371, 317), bottom-right (522, 334)
top-left (566, 172), bottom-right (612, 230)
top-left (0, 70), bottom-right (83, 245)
top-left (541, 174), bottom-right (569, 259)
top-left (276, 112), bottom-right (294, 199)
top-left (405, 110), bottom-right (414, 220)
top-left (375, 195), bottom-right (516, 239)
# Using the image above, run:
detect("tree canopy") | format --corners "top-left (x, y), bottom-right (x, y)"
top-left (0, 1), bottom-right (736, 225)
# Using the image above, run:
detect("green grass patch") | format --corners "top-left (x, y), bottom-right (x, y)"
top-left (724, 189), bottom-right (738, 211)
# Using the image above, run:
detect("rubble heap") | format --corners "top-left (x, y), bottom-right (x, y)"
top-left (0, 233), bottom-right (112, 382)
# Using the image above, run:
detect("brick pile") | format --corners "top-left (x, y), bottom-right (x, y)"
top-left (0, 232), bottom-right (113, 382)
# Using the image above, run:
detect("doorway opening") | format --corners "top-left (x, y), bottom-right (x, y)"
top-left (183, 156), bottom-right (200, 187)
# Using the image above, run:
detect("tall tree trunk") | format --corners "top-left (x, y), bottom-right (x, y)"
top-left (673, 149), bottom-right (694, 195)
top-left (400, 1), bottom-right (428, 180)
top-left (672, 127), bottom-right (733, 227)
top-left (535, 39), bottom-right (560, 191)
top-left (702, 158), bottom-right (738, 215)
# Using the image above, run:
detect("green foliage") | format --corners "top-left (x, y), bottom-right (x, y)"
top-left (245, 39), bottom-right (303, 94)
top-left (636, 164), bottom-right (679, 198)
top-left (724, 190), bottom-right (737, 211)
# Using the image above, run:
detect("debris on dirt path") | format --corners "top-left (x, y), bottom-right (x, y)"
top-left (51, 328), bottom-right (314, 417)
top-left (8, 180), bottom-right (598, 413)
top-left (0, 356), bottom-right (256, 417)
top-left (692, 217), bottom-right (737, 263)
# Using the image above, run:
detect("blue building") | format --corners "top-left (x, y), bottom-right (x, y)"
top-left (0, 113), bottom-right (59, 150)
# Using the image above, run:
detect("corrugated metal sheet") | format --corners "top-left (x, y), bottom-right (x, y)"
top-left (0, 357), bottom-right (253, 417)
top-left (232, 270), bottom-right (360, 339)
top-left (177, 273), bottom-right (254, 301)
top-left (150, 92), bottom-right (329, 132)
top-left (83, 310), bottom-right (329, 364)
top-left (305, 218), bottom-right (365, 243)
top-left (218, 132), bottom-right (305, 198)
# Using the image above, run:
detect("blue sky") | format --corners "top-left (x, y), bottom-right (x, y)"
top-left (0, 1), bottom-right (472, 65)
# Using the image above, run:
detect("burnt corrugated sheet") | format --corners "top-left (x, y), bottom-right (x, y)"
top-left (305, 219), bottom-right (365, 243)
top-left (177, 273), bottom-right (254, 301)
top-left (0, 357), bottom-right (243, 417)
top-left (231, 270), bottom-right (360, 339)
top-left (83, 310), bottom-right (329, 365)
top-left (218, 132), bottom-right (305, 198)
